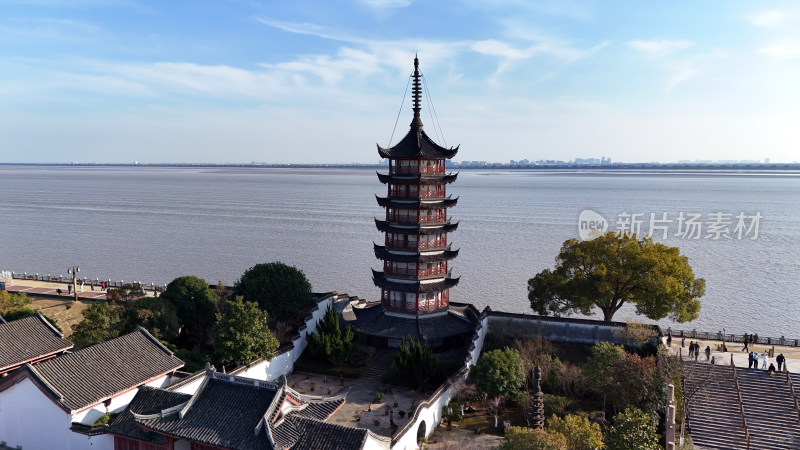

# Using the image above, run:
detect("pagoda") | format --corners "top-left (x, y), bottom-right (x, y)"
top-left (347, 56), bottom-right (479, 349)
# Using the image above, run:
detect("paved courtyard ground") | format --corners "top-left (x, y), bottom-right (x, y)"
top-left (286, 370), bottom-right (428, 438)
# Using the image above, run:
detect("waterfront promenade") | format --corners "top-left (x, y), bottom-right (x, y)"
top-left (664, 337), bottom-right (800, 373)
top-left (1, 278), bottom-right (157, 300)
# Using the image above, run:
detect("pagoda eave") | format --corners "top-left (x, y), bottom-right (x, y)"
top-left (374, 219), bottom-right (459, 235)
top-left (376, 172), bottom-right (458, 185)
top-left (372, 270), bottom-right (459, 292)
top-left (376, 196), bottom-right (458, 209)
top-left (374, 244), bottom-right (458, 263)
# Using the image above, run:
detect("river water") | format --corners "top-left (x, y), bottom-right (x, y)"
top-left (1, 165), bottom-right (799, 336)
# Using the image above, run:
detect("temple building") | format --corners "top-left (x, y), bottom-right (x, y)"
top-left (347, 57), bottom-right (480, 349)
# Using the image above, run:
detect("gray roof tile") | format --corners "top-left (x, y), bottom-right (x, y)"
top-left (0, 312), bottom-right (73, 373)
top-left (29, 327), bottom-right (183, 411)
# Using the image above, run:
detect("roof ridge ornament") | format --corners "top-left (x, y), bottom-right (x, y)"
top-left (411, 55), bottom-right (423, 128)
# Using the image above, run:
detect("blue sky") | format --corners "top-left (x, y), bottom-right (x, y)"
top-left (1, 0), bottom-right (798, 164)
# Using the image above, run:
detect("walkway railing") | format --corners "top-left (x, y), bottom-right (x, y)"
top-left (786, 371), bottom-right (800, 424)
top-left (731, 358), bottom-right (751, 449)
top-left (668, 327), bottom-right (800, 348)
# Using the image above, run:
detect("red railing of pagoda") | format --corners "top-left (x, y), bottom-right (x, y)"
top-left (384, 266), bottom-right (447, 277)
top-left (385, 238), bottom-right (447, 249)
top-left (387, 213), bottom-right (447, 224)
top-left (391, 165), bottom-right (445, 175)
top-left (388, 188), bottom-right (446, 199)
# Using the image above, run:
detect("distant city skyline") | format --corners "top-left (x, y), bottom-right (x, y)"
top-left (1, 1), bottom-right (799, 164)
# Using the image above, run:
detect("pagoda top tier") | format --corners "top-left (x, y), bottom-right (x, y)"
top-left (377, 56), bottom-right (459, 160)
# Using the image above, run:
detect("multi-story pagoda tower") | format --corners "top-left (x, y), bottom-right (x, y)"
top-left (347, 56), bottom-right (479, 350)
top-left (373, 56), bottom-right (460, 314)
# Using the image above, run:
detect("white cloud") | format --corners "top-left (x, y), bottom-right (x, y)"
top-left (759, 41), bottom-right (800, 60)
top-left (749, 9), bottom-right (787, 28)
top-left (629, 39), bottom-right (693, 57)
top-left (357, 0), bottom-right (412, 10)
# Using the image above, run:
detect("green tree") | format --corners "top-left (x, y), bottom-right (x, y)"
top-left (584, 342), bottom-right (663, 414)
top-left (548, 414), bottom-right (605, 450)
top-left (71, 301), bottom-right (123, 348)
top-left (394, 337), bottom-right (440, 390)
top-left (498, 426), bottom-right (568, 450)
top-left (605, 408), bottom-right (660, 450)
top-left (106, 283), bottom-right (145, 303)
top-left (307, 306), bottom-right (355, 366)
top-left (160, 276), bottom-right (218, 348)
top-left (121, 297), bottom-right (181, 342)
top-left (528, 232), bottom-right (704, 322)
top-left (234, 262), bottom-right (313, 322)
top-left (472, 348), bottom-right (525, 399)
top-left (215, 296), bottom-right (279, 365)
top-left (0, 290), bottom-right (32, 314)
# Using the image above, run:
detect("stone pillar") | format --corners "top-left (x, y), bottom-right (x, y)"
top-left (665, 384), bottom-right (676, 449)
top-left (528, 366), bottom-right (544, 429)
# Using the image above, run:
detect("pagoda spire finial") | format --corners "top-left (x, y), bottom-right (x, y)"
top-left (411, 55), bottom-right (423, 127)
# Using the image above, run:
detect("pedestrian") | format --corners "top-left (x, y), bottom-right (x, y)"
top-left (743, 334), bottom-right (749, 352)
top-left (68, 284), bottom-right (72, 295)
top-left (711, 355), bottom-right (716, 365)
top-left (761, 351), bottom-right (768, 369)
top-left (777, 353), bottom-right (785, 372)
top-left (748, 351), bottom-right (754, 369)
top-left (681, 337), bottom-right (686, 348)
top-left (667, 333), bottom-right (672, 347)
top-left (705, 346), bottom-right (711, 362)
top-left (91, 283), bottom-right (95, 291)
top-left (769, 363), bottom-right (776, 375)
top-left (56, 288), bottom-right (62, 296)
top-left (694, 344), bottom-right (700, 361)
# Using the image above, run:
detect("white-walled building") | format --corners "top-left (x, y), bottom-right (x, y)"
top-left (0, 327), bottom-right (184, 449)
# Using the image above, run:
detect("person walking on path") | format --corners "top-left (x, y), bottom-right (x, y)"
top-left (761, 351), bottom-right (769, 369)
top-left (688, 342), bottom-right (694, 358)
top-left (667, 333), bottom-right (672, 347)
top-left (777, 353), bottom-right (785, 372)
top-left (694, 344), bottom-right (700, 361)
top-left (68, 284), bottom-right (72, 295)
top-left (743, 334), bottom-right (749, 352)
top-left (705, 346), bottom-right (711, 362)
top-left (681, 337), bottom-right (686, 348)
top-left (747, 351), bottom-right (753, 369)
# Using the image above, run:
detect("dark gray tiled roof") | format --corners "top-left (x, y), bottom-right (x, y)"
top-left (289, 416), bottom-right (368, 450)
top-left (131, 373), bottom-right (360, 450)
top-left (376, 172), bottom-right (458, 185)
top-left (351, 306), bottom-right (477, 342)
top-left (136, 377), bottom-right (276, 449)
top-left (30, 327), bottom-right (184, 411)
top-left (375, 219), bottom-right (458, 235)
top-left (377, 127), bottom-right (459, 160)
top-left (107, 386), bottom-right (191, 444)
top-left (0, 312), bottom-right (73, 372)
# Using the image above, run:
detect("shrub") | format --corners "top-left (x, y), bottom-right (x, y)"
top-left (498, 426), bottom-right (568, 450)
top-left (548, 414), bottom-right (604, 450)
